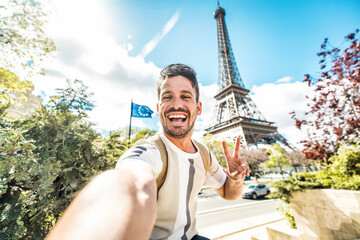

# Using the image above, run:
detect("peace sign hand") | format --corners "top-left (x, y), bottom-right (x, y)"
top-left (222, 137), bottom-right (250, 181)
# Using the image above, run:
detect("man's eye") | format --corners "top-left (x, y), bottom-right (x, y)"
top-left (162, 96), bottom-right (171, 100)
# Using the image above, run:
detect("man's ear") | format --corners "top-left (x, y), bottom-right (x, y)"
top-left (197, 101), bottom-right (202, 116)
top-left (156, 103), bottom-right (160, 116)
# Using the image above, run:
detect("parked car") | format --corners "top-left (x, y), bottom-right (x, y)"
top-left (242, 183), bottom-right (270, 199)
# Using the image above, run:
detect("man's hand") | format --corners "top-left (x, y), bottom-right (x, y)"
top-left (216, 136), bottom-right (249, 200)
top-left (222, 136), bottom-right (250, 181)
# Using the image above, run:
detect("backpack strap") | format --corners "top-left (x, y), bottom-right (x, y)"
top-left (147, 134), bottom-right (168, 191)
top-left (192, 139), bottom-right (212, 174)
top-left (134, 134), bottom-right (168, 191)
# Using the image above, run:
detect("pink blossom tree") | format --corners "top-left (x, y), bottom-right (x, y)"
top-left (292, 29), bottom-right (360, 162)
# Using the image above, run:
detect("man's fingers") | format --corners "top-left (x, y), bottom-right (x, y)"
top-left (238, 157), bottom-right (246, 166)
top-left (233, 137), bottom-right (241, 158)
top-left (229, 163), bottom-right (249, 178)
top-left (222, 141), bottom-right (231, 160)
top-left (222, 138), bottom-right (248, 176)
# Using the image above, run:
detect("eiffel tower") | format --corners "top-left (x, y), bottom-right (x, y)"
top-left (206, 3), bottom-right (294, 150)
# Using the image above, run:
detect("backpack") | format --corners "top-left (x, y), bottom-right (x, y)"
top-left (134, 134), bottom-right (212, 191)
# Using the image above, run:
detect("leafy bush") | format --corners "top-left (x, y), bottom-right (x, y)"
top-left (269, 170), bottom-right (360, 204)
top-left (0, 79), bottom-right (159, 239)
top-left (268, 140), bottom-right (360, 228)
top-left (0, 80), bottom-right (103, 239)
top-left (330, 140), bottom-right (360, 175)
top-left (277, 205), bottom-right (296, 229)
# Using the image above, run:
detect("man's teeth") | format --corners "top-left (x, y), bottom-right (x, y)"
top-left (169, 115), bottom-right (186, 119)
top-left (169, 115), bottom-right (186, 121)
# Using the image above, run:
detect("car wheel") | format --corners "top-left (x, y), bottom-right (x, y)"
top-left (252, 193), bottom-right (257, 199)
top-left (266, 190), bottom-right (270, 195)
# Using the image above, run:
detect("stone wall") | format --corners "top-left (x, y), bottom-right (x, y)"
top-left (290, 189), bottom-right (360, 240)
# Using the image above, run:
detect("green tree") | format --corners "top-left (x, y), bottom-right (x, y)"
top-left (0, 0), bottom-right (56, 78)
top-left (0, 68), bottom-right (32, 100)
top-left (100, 128), bottom-right (157, 170)
top-left (0, 79), bottom-right (102, 239)
top-left (330, 140), bottom-right (360, 176)
top-left (130, 129), bottom-right (157, 145)
top-left (203, 134), bottom-right (233, 169)
top-left (265, 144), bottom-right (291, 178)
top-left (100, 129), bottom-right (131, 170)
top-left (0, 106), bottom-right (36, 239)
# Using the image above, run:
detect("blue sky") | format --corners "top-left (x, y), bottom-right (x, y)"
top-left (31, 0), bottom-right (360, 148)
top-left (108, 0), bottom-right (360, 87)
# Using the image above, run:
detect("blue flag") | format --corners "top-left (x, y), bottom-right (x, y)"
top-left (131, 102), bottom-right (154, 118)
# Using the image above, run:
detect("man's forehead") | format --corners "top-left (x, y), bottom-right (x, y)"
top-left (161, 89), bottom-right (194, 96)
top-left (160, 76), bottom-right (194, 92)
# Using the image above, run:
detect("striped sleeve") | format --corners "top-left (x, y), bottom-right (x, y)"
top-left (203, 151), bottom-right (227, 189)
top-left (115, 143), bottom-right (163, 178)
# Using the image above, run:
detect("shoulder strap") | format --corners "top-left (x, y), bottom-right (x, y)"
top-left (146, 134), bottom-right (168, 191)
top-left (134, 135), bottom-right (211, 190)
top-left (193, 139), bottom-right (212, 174)
top-left (133, 134), bottom-right (168, 191)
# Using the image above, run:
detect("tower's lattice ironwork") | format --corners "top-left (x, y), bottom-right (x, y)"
top-left (206, 4), bottom-right (294, 150)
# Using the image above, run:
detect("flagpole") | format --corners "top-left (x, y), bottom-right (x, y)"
top-left (128, 99), bottom-right (133, 149)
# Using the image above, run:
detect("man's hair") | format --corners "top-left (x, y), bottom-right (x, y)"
top-left (157, 63), bottom-right (199, 102)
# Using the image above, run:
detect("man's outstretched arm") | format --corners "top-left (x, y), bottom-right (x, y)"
top-left (47, 161), bottom-right (157, 240)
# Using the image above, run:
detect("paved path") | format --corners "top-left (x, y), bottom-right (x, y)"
top-left (196, 188), bottom-right (284, 239)
top-left (213, 219), bottom-right (290, 240)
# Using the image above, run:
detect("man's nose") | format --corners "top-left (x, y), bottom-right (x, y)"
top-left (172, 97), bottom-right (183, 109)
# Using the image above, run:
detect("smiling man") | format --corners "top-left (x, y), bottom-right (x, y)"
top-left (116, 64), bottom-right (249, 239)
top-left (47, 64), bottom-right (249, 240)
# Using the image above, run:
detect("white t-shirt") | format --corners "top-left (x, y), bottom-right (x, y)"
top-left (116, 133), bottom-right (227, 240)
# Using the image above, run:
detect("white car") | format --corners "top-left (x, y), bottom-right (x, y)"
top-left (242, 183), bottom-right (270, 199)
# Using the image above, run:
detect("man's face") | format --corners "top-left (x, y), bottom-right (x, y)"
top-left (157, 76), bottom-right (202, 139)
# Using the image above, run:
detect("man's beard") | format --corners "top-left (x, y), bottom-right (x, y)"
top-left (161, 108), bottom-right (196, 139)
top-left (162, 119), bottom-right (196, 139)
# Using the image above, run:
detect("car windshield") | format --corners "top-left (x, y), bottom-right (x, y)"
top-left (248, 185), bottom-right (256, 189)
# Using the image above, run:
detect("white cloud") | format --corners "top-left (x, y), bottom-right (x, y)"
top-left (276, 76), bottom-right (293, 83)
top-left (138, 11), bottom-right (180, 58)
top-left (195, 83), bottom-right (217, 131)
top-left (251, 80), bottom-right (311, 148)
top-left (127, 43), bottom-right (134, 52)
top-left (31, 0), bottom-right (160, 132)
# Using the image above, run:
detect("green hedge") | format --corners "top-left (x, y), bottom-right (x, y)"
top-left (268, 171), bottom-right (360, 204)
